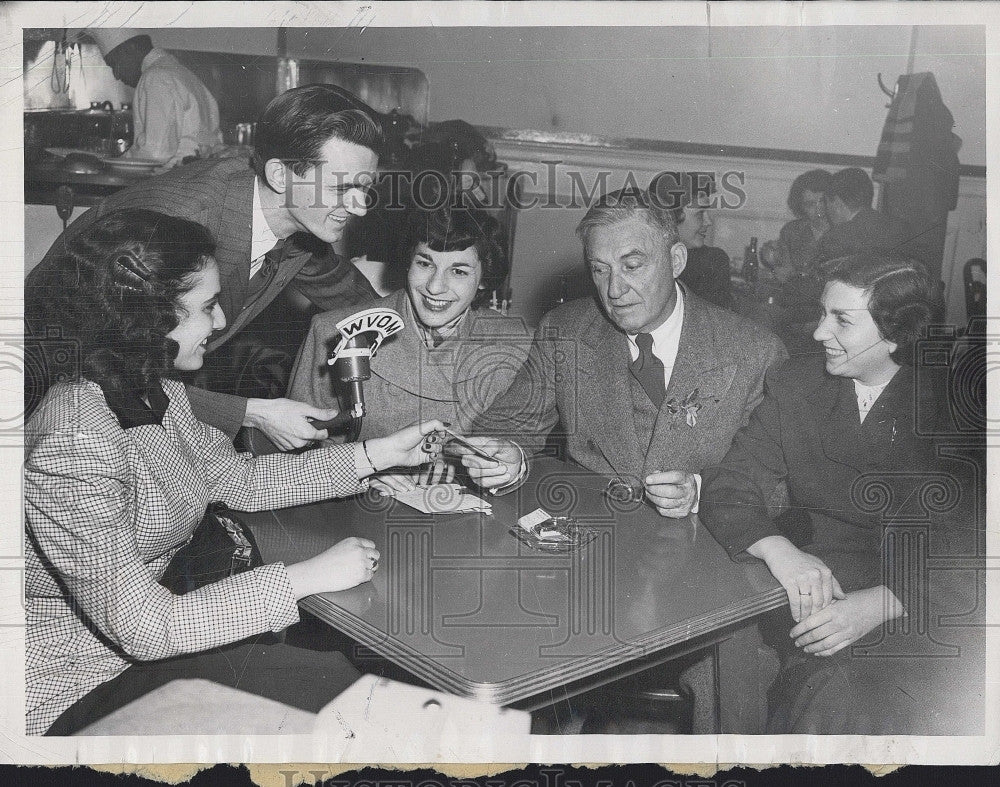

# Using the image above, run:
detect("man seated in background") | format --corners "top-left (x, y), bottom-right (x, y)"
top-left (87, 29), bottom-right (223, 167)
top-left (815, 167), bottom-right (913, 269)
top-left (25, 84), bottom-right (381, 450)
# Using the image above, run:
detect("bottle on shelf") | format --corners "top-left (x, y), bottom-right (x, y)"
top-left (742, 236), bottom-right (759, 286)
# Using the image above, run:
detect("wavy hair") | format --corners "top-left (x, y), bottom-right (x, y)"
top-left (822, 254), bottom-right (941, 365)
top-left (45, 210), bottom-right (215, 394)
top-left (251, 83), bottom-right (385, 181)
top-left (396, 206), bottom-right (508, 308)
top-left (575, 187), bottom-right (681, 248)
top-left (787, 169), bottom-right (833, 218)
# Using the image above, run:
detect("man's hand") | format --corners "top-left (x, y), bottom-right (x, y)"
top-left (789, 585), bottom-right (904, 657)
top-left (244, 398), bottom-right (339, 451)
top-left (644, 470), bottom-right (697, 518)
top-left (453, 437), bottom-right (522, 489)
top-left (747, 535), bottom-right (846, 622)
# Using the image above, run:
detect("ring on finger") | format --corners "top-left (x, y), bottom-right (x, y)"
top-left (369, 555), bottom-right (379, 570)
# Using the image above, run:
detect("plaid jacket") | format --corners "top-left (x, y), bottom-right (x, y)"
top-left (24, 378), bottom-right (367, 735)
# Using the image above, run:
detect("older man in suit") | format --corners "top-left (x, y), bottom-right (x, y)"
top-left (454, 187), bottom-right (786, 733)
top-left (462, 188), bottom-right (786, 517)
top-left (25, 84), bottom-right (380, 449)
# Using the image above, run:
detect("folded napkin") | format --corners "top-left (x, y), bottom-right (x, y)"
top-left (391, 484), bottom-right (493, 515)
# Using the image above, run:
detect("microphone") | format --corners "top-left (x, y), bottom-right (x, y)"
top-left (238, 307), bottom-right (403, 456)
top-left (308, 333), bottom-right (372, 430)
top-left (308, 307), bottom-right (404, 437)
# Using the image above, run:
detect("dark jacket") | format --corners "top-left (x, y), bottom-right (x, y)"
top-left (814, 207), bottom-right (914, 269)
top-left (700, 354), bottom-right (974, 595)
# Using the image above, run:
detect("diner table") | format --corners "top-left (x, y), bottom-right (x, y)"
top-left (243, 456), bottom-right (786, 730)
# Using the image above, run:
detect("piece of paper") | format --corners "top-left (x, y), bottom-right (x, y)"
top-left (517, 507), bottom-right (552, 532)
top-left (391, 483), bottom-right (493, 514)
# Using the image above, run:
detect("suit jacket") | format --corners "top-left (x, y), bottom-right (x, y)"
top-left (699, 355), bottom-right (974, 595)
top-left (678, 245), bottom-right (733, 309)
top-left (474, 286), bottom-right (787, 481)
top-left (814, 207), bottom-right (914, 268)
top-left (287, 290), bottom-right (531, 441)
top-left (25, 157), bottom-right (378, 434)
top-left (23, 378), bottom-right (367, 734)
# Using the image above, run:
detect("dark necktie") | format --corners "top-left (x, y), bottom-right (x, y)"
top-left (247, 243), bottom-right (283, 301)
top-left (630, 333), bottom-right (666, 408)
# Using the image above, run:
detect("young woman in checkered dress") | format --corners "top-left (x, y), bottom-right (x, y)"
top-left (24, 210), bottom-right (446, 735)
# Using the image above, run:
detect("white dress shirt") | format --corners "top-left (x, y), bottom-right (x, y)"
top-left (625, 283), bottom-right (701, 510)
top-left (249, 178), bottom-right (280, 280)
top-left (625, 282), bottom-right (686, 390)
top-left (126, 48), bottom-right (223, 166)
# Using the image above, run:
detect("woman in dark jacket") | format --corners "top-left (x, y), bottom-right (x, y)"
top-left (699, 254), bottom-right (983, 734)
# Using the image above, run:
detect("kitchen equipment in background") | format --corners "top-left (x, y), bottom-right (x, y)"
top-left (25, 104), bottom-right (134, 163)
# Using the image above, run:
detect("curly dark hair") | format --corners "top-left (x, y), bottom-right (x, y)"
top-left (251, 83), bottom-right (385, 181)
top-left (787, 169), bottom-right (834, 218)
top-left (822, 254), bottom-right (942, 365)
top-left (419, 119), bottom-right (498, 173)
top-left (394, 206), bottom-right (508, 308)
top-left (45, 209), bottom-right (215, 394)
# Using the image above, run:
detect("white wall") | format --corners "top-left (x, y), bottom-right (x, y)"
top-left (281, 25), bottom-right (987, 166)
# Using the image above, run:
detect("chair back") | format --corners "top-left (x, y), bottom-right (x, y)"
top-left (963, 257), bottom-right (986, 319)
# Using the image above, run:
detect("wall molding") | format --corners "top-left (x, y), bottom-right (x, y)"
top-left (485, 127), bottom-right (986, 180)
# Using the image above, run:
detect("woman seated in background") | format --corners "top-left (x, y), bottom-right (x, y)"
top-left (763, 168), bottom-right (833, 281)
top-left (289, 205), bottom-right (530, 491)
top-left (653, 172), bottom-right (733, 309)
top-left (25, 210), bottom-right (445, 735)
top-left (699, 254), bottom-right (982, 734)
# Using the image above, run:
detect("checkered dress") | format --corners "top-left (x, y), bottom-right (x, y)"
top-left (24, 379), bottom-right (367, 735)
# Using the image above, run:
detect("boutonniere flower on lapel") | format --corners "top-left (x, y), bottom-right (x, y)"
top-left (663, 388), bottom-right (717, 428)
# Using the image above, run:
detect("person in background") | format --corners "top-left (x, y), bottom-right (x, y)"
top-left (666, 173), bottom-right (733, 309)
top-left (87, 29), bottom-right (223, 167)
top-left (24, 210), bottom-right (446, 735)
top-left (419, 118), bottom-right (500, 202)
top-left (26, 84), bottom-right (382, 450)
top-left (758, 169), bottom-right (834, 335)
top-left (289, 205), bottom-right (530, 492)
top-left (815, 167), bottom-right (913, 269)
top-left (762, 168), bottom-right (834, 282)
top-left (342, 119), bottom-right (500, 284)
top-left (698, 254), bottom-right (982, 734)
